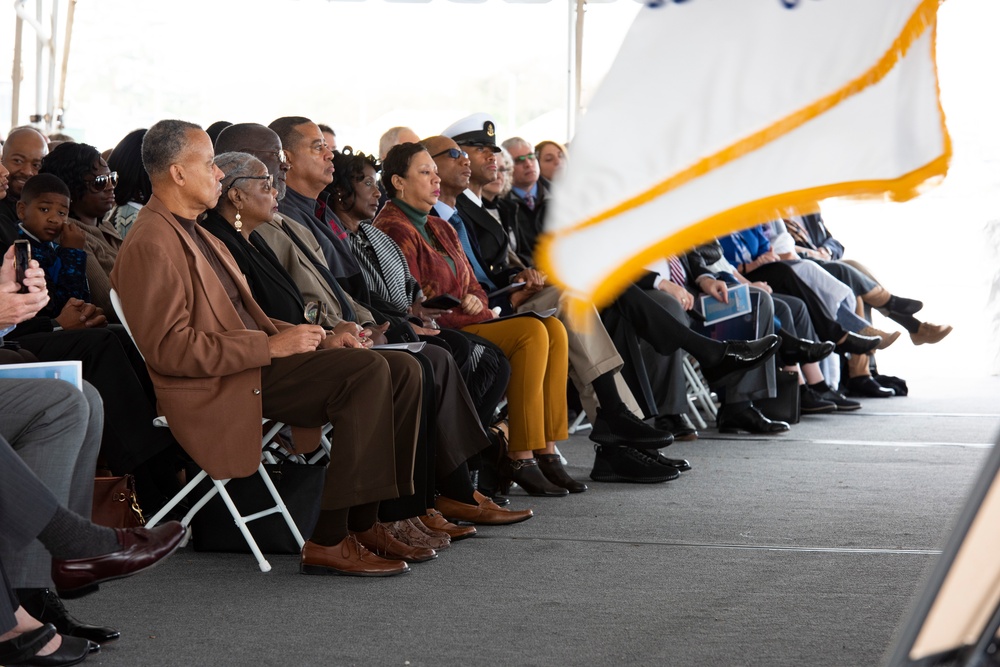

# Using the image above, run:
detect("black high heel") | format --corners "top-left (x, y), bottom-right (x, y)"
top-left (499, 458), bottom-right (569, 497)
top-left (536, 454), bottom-right (588, 493)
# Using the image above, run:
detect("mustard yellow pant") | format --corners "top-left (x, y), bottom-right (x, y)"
top-left (462, 316), bottom-right (569, 452)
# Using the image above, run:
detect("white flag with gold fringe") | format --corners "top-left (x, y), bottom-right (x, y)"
top-left (537, 0), bottom-right (950, 318)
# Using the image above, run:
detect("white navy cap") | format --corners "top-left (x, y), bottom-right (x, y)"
top-left (441, 113), bottom-right (501, 153)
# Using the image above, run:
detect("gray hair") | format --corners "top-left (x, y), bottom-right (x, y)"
top-left (501, 136), bottom-right (532, 155)
top-left (214, 152), bottom-right (266, 207)
top-left (142, 119), bottom-right (202, 178)
top-left (497, 147), bottom-right (514, 198)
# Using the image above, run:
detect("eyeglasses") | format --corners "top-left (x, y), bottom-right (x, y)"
top-left (497, 167), bottom-right (509, 174)
top-left (226, 174), bottom-right (274, 194)
top-left (513, 153), bottom-right (537, 164)
top-left (304, 301), bottom-right (328, 325)
top-left (432, 148), bottom-right (468, 160)
top-left (240, 148), bottom-right (288, 164)
top-left (86, 172), bottom-right (119, 193)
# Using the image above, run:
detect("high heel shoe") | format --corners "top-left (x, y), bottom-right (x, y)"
top-left (499, 458), bottom-right (569, 497)
top-left (536, 454), bottom-right (588, 493)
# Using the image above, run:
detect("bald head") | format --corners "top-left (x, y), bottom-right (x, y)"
top-left (379, 126), bottom-right (419, 161)
top-left (2, 127), bottom-right (50, 198)
top-left (215, 123), bottom-right (289, 200)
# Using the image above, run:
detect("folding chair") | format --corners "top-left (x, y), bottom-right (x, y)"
top-left (111, 289), bottom-right (306, 572)
top-left (682, 355), bottom-right (718, 429)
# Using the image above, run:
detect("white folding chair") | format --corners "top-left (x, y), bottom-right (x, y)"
top-left (682, 355), bottom-right (718, 428)
top-left (111, 289), bottom-right (306, 572)
top-left (567, 411), bottom-right (592, 435)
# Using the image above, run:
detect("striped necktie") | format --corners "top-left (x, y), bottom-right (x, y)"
top-left (668, 255), bottom-right (687, 286)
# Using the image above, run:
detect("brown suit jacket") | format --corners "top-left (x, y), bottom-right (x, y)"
top-left (110, 194), bottom-right (296, 479)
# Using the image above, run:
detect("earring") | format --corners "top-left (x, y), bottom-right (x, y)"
top-left (234, 210), bottom-right (243, 232)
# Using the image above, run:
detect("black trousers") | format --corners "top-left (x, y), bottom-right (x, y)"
top-left (14, 326), bottom-right (177, 472)
top-left (744, 262), bottom-right (848, 342)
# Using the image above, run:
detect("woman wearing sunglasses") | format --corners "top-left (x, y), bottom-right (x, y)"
top-left (204, 152), bottom-right (530, 555)
top-left (39, 142), bottom-right (122, 318)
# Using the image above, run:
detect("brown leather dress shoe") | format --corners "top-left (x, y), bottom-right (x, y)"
top-left (52, 521), bottom-right (186, 598)
top-left (385, 519), bottom-right (450, 551)
top-left (419, 510), bottom-right (477, 540)
top-left (300, 537), bottom-right (410, 577)
top-left (352, 523), bottom-right (437, 563)
top-left (910, 322), bottom-right (952, 345)
top-left (436, 492), bottom-right (533, 525)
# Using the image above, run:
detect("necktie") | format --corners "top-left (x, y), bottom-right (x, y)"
top-left (449, 212), bottom-right (497, 291)
top-left (668, 256), bottom-right (687, 286)
top-left (525, 193), bottom-right (536, 211)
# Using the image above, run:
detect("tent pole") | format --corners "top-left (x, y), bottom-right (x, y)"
top-left (575, 0), bottom-right (585, 134)
top-left (46, 0), bottom-right (59, 133)
top-left (58, 0), bottom-right (76, 129)
top-left (12, 14), bottom-right (24, 128)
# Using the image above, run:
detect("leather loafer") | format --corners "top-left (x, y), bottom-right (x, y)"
top-left (385, 519), bottom-right (450, 551)
top-left (9, 635), bottom-right (95, 667)
top-left (419, 509), bottom-right (477, 540)
top-left (436, 492), bottom-right (534, 525)
top-left (717, 405), bottom-right (790, 434)
top-left (300, 537), bottom-right (410, 577)
top-left (52, 521), bottom-right (185, 598)
top-left (701, 335), bottom-right (781, 384)
top-left (846, 375), bottom-right (894, 398)
top-left (860, 326), bottom-right (900, 350)
top-left (835, 331), bottom-right (881, 355)
top-left (352, 523), bottom-right (437, 563)
top-left (0, 624), bottom-right (57, 666)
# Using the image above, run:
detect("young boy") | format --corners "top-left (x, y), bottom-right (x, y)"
top-left (16, 174), bottom-right (90, 318)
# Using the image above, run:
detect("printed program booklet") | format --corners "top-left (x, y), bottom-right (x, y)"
top-left (0, 360), bottom-right (84, 391)
top-left (697, 283), bottom-right (752, 326)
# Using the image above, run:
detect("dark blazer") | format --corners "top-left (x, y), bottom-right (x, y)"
top-left (200, 211), bottom-right (306, 326)
top-left (502, 180), bottom-right (550, 264)
top-left (799, 213), bottom-right (845, 260)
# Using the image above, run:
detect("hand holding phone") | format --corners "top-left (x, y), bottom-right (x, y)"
top-left (13, 240), bottom-right (31, 294)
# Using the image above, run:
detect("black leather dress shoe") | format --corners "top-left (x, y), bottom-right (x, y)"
top-left (845, 375), bottom-right (894, 398)
top-left (15, 588), bottom-right (120, 645)
top-left (778, 334), bottom-right (836, 365)
top-left (717, 405), bottom-right (790, 434)
top-left (653, 414), bottom-right (698, 441)
top-left (835, 331), bottom-right (881, 355)
top-left (701, 335), bottom-right (781, 384)
top-left (649, 451), bottom-right (692, 472)
top-left (8, 635), bottom-right (95, 666)
top-left (0, 624), bottom-right (57, 665)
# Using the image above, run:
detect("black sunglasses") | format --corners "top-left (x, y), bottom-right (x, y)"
top-left (86, 172), bottom-right (119, 193)
top-left (432, 148), bottom-right (468, 160)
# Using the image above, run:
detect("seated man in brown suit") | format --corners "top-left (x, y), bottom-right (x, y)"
top-left (110, 119), bottom-right (423, 578)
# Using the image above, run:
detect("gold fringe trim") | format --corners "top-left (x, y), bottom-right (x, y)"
top-left (537, 0), bottom-right (950, 325)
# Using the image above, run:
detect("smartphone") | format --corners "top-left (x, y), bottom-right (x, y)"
top-left (421, 293), bottom-right (462, 310)
top-left (13, 239), bottom-right (31, 294)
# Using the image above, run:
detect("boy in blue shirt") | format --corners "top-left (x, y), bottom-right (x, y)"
top-left (15, 174), bottom-right (90, 317)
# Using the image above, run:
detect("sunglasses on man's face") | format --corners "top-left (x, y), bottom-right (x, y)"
top-left (86, 172), bottom-right (119, 193)
top-left (513, 153), bottom-right (537, 164)
top-left (432, 148), bottom-right (469, 160)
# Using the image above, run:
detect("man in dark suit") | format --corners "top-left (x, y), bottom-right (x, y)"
top-left (0, 128), bottom-right (49, 249)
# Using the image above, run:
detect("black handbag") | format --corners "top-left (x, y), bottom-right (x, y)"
top-left (757, 369), bottom-right (801, 425)
top-left (189, 462), bottom-right (325, 554)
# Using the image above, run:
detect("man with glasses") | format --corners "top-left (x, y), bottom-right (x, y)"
top-left (500, 136), bottom-right (547, 260)
top-left (0, 128), bottom-right (49, 247)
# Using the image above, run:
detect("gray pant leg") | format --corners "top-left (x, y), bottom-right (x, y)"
top-left (0, 379), bottom-right (91, 588)
top-left (67, 383), bottom-right (103, 518)
top-left (722, 287), bottom-right (776, 403)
